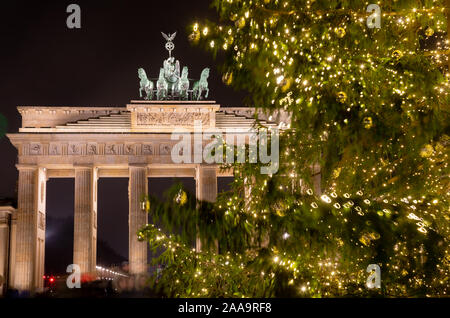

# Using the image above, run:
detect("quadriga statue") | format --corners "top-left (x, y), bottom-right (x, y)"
top-left (193, 68), bottom-right (210, 101)
top-left (138, 68), bottom-right (154, 100)
top-left (157, 68), bottom-right (168, 100)
top-left (178, 67), bottom-right (190, 100)
top-left (163, 57), bottom-right (181, 97)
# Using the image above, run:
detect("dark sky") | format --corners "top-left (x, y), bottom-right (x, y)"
top-left (0, 1), bottom-right (240, 265)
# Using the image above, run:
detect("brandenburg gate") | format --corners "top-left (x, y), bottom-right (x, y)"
top-left (6, 100), bottom-right (286, 292)
top-left (3, 33), bottom-right (290, 292)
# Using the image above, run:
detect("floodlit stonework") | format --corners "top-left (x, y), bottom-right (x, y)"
top-left (0, 203), bottom-right (16, 296)
top-left (5, 100), bottom-right (289, 293)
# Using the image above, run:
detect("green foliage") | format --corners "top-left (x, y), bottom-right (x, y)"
top-left (140, 0), bottom-right (450, 297)
top-left (141, 179), bottom-right (448, 297)
top-left (0, 113), bottom-right (7, 139)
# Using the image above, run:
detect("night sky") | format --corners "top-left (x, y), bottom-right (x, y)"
top-left (0, 1), bottom-right (241, 267)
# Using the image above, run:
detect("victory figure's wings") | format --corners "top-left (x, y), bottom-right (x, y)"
top-left (162, 32), bottom-right (177, 42)
top-left (161, 32), bottom-right (170, 41)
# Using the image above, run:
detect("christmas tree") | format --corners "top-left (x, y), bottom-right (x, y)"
top-left (140, 0), bottom-right (450, 297)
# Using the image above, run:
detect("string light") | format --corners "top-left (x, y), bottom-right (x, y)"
top-left (146, 0), bottom-right (450, 297)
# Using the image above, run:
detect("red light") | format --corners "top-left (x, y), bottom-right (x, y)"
top-left (42, 275), bottom-right (46, 279)
top-left (49, 277), bottom-right (55, 283)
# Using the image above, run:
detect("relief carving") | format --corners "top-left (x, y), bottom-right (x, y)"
top-left (49, 144), bottom-right (60, 155)
top-left (24, 142), bottom-right (183, 157)
top-left (136, 112), bottom-right (210, 126)
top-left (124, 144), bottom-right (134, 155)
top-left (105, 144), bottom-right (117, 155)
top-left (87, 144), bottom-right (97, 155)
top-left (142, 144), bottom-right (154, 155)
top-left (160, 144), bottom-right (171, 155)
top-left (69, 144), bottom-right (81, 155)
top-left (30, 144), bottom-right (42, 155)
top-left (38, 211), bottom-right (45, 230)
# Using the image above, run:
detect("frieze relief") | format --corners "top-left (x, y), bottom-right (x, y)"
top-left (136, 112), bottom-right (210, 126)
top-left (30, 143), bottom-right (42, 155)
top-left (24, 142), bottom-right (167, 156)
top-left (49, 144), bottom-right (61, 156)
top-left (105, 144), bottom-right (117, 155)
top-left (87, 143), bottom-right (97, 155)
top-left (68, 144), bottom-right (82, 155)
top-left (142, 144), bottom-right (154, 155)
top-left (124, 144), bottom-right (135, 155)
top-left (160, 144), bottom-right (172, 155)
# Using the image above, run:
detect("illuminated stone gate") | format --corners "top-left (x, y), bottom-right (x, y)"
top-left (2, 31), bottom-right (293, 293)
top-left (4, 100), bottom-right (288, 292)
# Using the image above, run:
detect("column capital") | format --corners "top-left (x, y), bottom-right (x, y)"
top-left (0, 206), bottom-right (15, 215)
top-left (15, 164), bottom-right (38, 171)
top-left (128, 163), bottom-right (148, 169)
top-left (197, 163), bottom-right (218, 169)
top-left (73, 164), bottom-right (94, 170)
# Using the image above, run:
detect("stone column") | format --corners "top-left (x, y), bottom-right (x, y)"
top-left (128, 165), bottom-right (148, 275)
top-left (196, 165), bottom-right (218, 202)
top-left (13, 165), bottom-right (46, 292)
top-left (0, 207), bottom-right (13, 296)
top-left (195, 165), bottom-right (218, 252)
top-left (8, 210), bottom-right (17, 290)
top-left (73, 166), bottom-right (97, 275)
